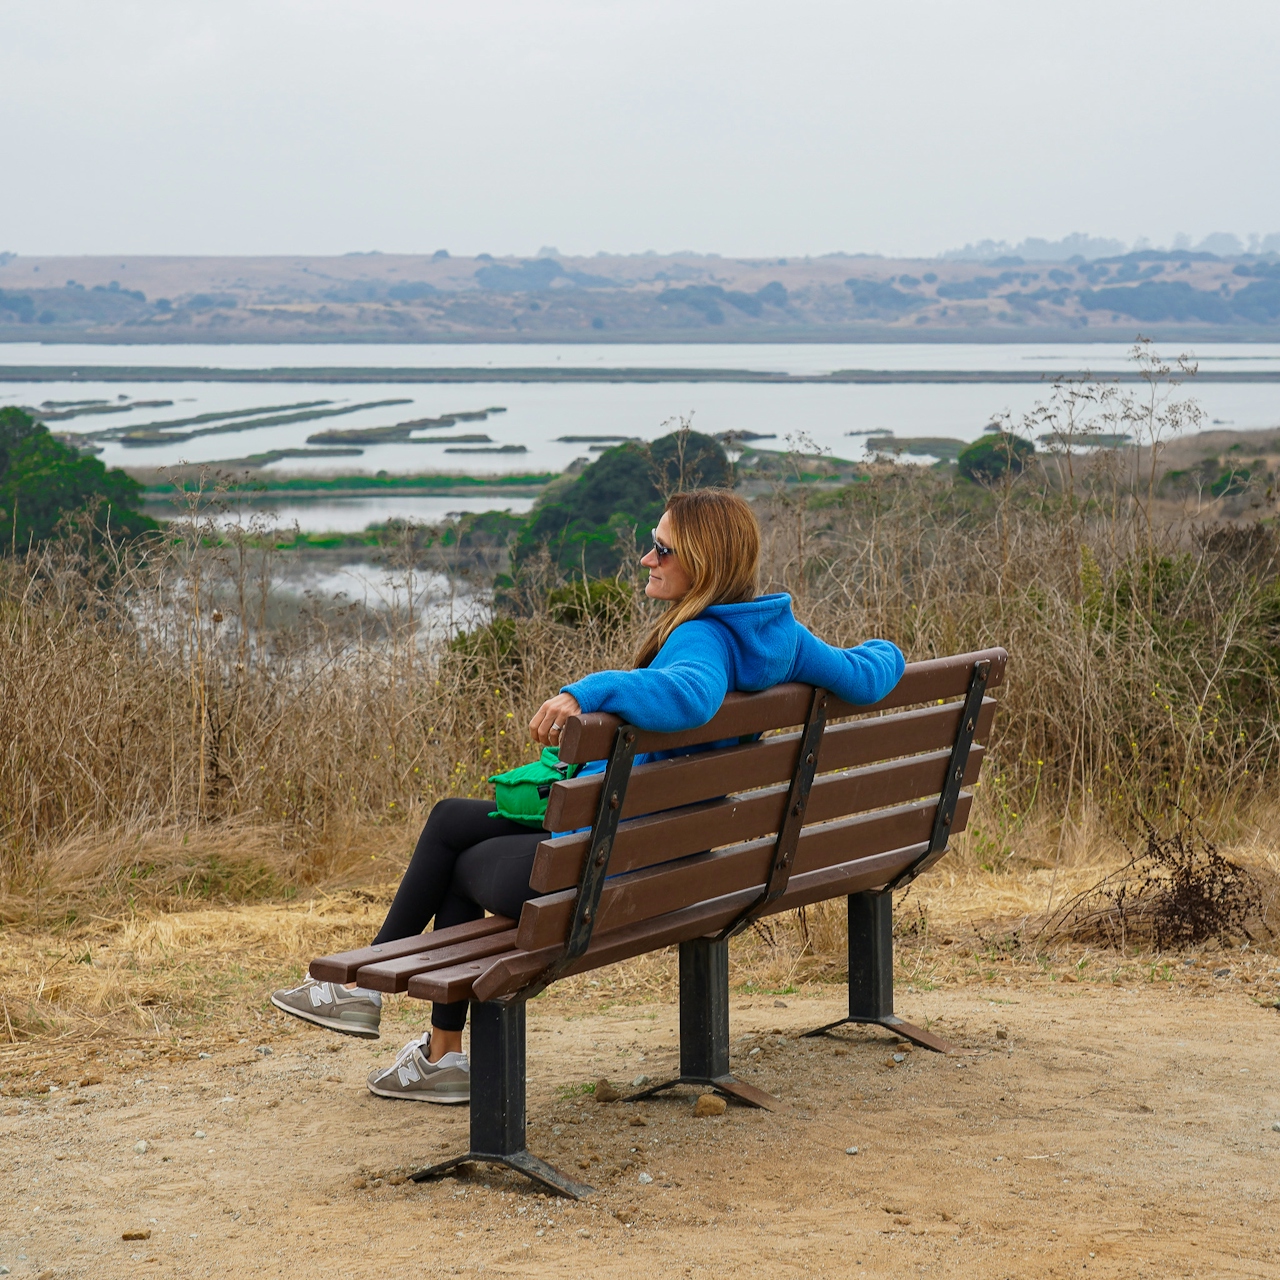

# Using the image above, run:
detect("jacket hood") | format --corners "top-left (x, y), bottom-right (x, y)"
top-left (698, 592), bottom-right (800, 691)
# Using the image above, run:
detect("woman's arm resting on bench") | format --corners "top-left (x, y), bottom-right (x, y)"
top-left (560, 605), bottom-right (906, 733)
top-left (562, 621), bottom-right (732, 733)
top-left (786, 631), bottom-right (905, 706)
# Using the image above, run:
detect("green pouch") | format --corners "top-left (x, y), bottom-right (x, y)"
top-left (489, 747), bottom-right (581, 828)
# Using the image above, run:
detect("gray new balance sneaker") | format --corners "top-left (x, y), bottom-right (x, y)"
top-left (366, 1036), bottom-right (470, 1105)
top-left (270, 978), bottom-right (382, 1040)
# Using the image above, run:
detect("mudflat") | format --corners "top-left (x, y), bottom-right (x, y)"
top-left (3, 954), bottom-right (1277, 1279)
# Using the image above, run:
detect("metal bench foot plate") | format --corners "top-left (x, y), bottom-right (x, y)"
top-left (624, 1072), bottom-right (782, 1111)
top-left (802, 1014), bottom-right (960, 1055)
top-left (411, 1148), bottom-right (593, 1200)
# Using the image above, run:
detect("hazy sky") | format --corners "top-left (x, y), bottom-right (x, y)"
top-left (3, 0), bottom-right (1277, 258)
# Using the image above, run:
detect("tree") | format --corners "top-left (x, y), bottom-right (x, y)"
top-left (0, 406), bottom-right (156, 550)
top-left (515, 428), bottom-right (729, 579)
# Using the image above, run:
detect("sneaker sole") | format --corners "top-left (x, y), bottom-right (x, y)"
top-left (270, 993), bottom-right (381, 1040)
top-left (365, 1080), bottom-right (470, 1105)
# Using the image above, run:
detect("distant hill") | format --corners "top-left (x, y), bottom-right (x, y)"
top-left (1, 249), bottom-right (1277, 341)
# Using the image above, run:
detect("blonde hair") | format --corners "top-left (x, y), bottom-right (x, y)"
top-left (633, 488), bottom-right (761, 667)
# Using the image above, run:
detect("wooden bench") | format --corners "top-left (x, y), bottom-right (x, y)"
top-left (311, 646), bottom-right (1007, 1198)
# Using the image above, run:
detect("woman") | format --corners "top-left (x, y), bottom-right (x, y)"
top-left (272, 488), bottom-right (904, 1103)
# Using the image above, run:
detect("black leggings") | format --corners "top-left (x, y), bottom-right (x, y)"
top-left (371, 799), bottom-right (546, 1033)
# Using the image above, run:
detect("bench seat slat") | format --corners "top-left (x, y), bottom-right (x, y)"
top-left (467, 839), bottom-right (933, 1003)
top-left (560, 648), bottom-right (1006, 762)
top-left (308, 915), bottom-right (514, 984)
top-left (518, 792), bottom-right (973, 950)
top-left (406, 952), bottom-right (515, 1004)
top-left (353, 929), bottom-right (521, 993)
top-left (547, 697), bottom-right (996, 830)
top-left (532, 744), bottom-right (983, 892)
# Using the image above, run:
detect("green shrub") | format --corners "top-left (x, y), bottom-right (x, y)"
top-left (447, 616), bottom-right (522, 674)
top-left (0, 407), bottom-right (155, 549)
top-left (957, 431), bottom-right (1035, 483)
top-left (515, 429), bottom-right (729, 579)
top-left (547, 577), bottom-right (635, 635)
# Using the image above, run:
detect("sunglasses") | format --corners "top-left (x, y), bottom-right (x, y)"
top-left (650, 528), bottom-right (676, 561)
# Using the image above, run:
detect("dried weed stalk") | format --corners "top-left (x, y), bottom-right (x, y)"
top-left (1041, 815), bottom-right (1274, 950)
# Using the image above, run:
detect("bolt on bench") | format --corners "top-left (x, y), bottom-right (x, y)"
top-left (310, 647), bottom-right (1006, 1198)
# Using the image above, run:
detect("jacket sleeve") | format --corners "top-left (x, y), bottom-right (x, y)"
top-left (787, 629), bottom-right (905, 706)
top-left (562, 621), bottom-right (731, 732)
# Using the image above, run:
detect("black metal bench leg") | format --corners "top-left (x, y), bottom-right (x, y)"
top-left (802, 891), bottom-right (956, 1053)
top-left (625, 938), bottom-right (781, 1110)
top-left (411, 999), bottom-right (594, 1199)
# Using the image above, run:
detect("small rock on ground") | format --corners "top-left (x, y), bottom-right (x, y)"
top-left (694, 1094), bottom-right (727, 1117)
top-left (594, 1077), bottom-right (620, 1103)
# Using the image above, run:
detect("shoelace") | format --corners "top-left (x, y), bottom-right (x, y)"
top-left (383, 1037), bottom-right (429, 1072)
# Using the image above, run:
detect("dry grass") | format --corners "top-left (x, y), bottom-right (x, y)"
top-left (0, 891), bottom-right (384, 1047)
top-left (6, 468), bottom-right (1276, 911)
top-left (0, 496), bottom-right (648, 911)
top-left (1, 353), bottom-right (1279, 1057)
top-left (0, 821), bottom-right (413, 928)
top-left (4, 831), bottom-right (1277, 1064)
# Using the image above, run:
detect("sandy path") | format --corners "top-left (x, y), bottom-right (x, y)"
top-left (2, 976), bottom-right (1278, 1280)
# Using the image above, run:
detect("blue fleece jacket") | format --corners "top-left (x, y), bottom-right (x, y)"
top-left (564, 593), bottom-right (904, 733)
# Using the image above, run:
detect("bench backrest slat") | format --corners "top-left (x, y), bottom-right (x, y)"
top-left (558, 647), bottom-right (1006, 763)
top-left (546, 696), bottom-right (997, 830)
top-left (530, 744), bottom-right (984, 893)
top-left (472, 836), bottom-right (935, 1004)
top-left (517, 792), bottom-right (974, 950)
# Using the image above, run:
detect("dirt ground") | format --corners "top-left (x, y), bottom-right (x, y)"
top-left (3, 950), bottom-right (1279, 1280)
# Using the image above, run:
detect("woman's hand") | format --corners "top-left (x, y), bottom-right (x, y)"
top-left (530, 692), bottom-right (582, 747)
